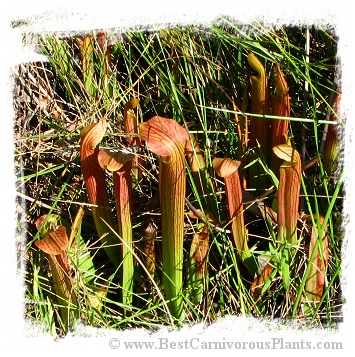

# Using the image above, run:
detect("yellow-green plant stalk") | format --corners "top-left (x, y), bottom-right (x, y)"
top-left (124, 98), bottom-right (142, 185)
top-left (302, 215), bottom-right (329, 306)
top-left (188, 224), bottom-right (209, 304)
top-left (213, 157), bottom-right (258, 276)
top-left (271, 64), bottom-right (290, 176)
top-left (273, 144), bottom-right (301, 289)
top-left (34, 215), bottom-right (78, 331)
top-left (323, 89), bottom-right (341, 175)
top-left (98, 149), bottom-right (135, 307)
top-left (139, 116), bottom-right (189, 320)
top-left (247, 52), bottom-right (271, 190)
top-left (111, 161), bottom-right (135, 308)
top-left (80, 120), bottom-right (120, 267)
top-left (77, 35), bottom-right (96, 97)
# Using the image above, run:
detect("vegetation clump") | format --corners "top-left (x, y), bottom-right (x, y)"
top-left (15, 23), bottom-right (342, 336)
